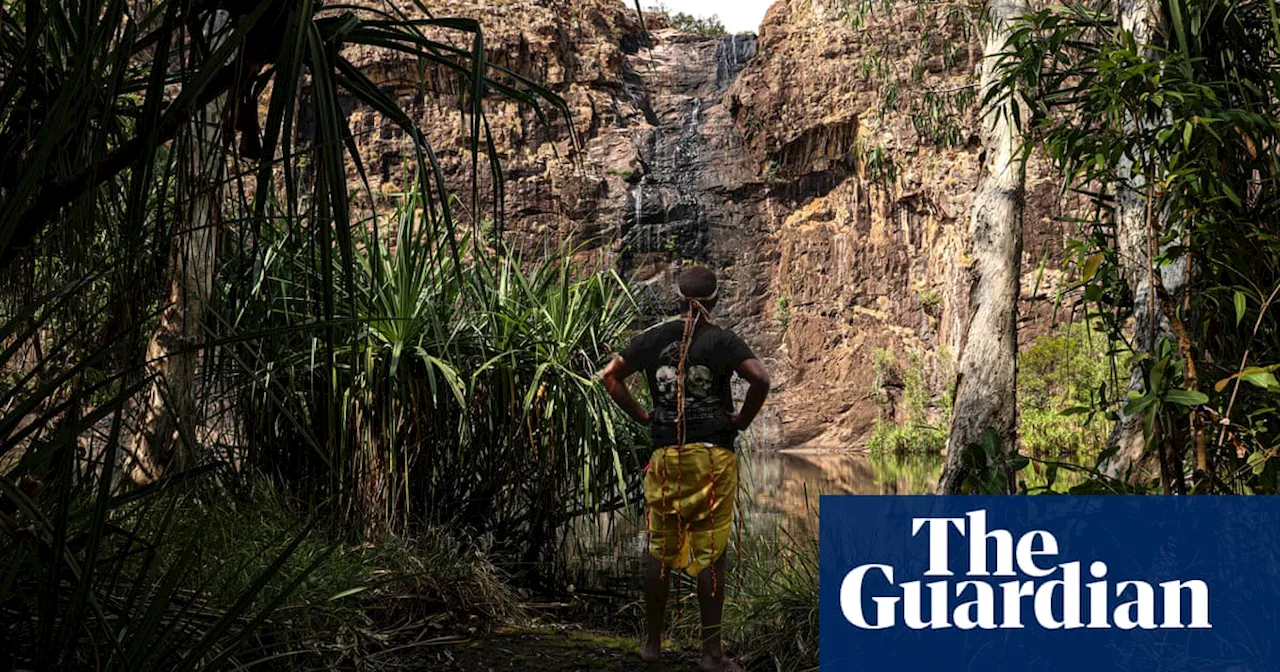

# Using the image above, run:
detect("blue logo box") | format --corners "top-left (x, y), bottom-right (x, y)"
top-left (819, 496), bottom-right (1280, 671)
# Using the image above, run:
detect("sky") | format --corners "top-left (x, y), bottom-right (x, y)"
top-left (641, 0), bottom-right (776, 35)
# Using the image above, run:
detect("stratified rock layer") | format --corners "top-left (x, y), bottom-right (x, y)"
top-left (341, 0), bottom-right (1069, 448)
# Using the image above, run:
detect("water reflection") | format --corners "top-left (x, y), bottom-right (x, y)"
top-left (741, 449), bottom-right (941, 540)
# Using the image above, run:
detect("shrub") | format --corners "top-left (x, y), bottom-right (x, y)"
top-left (179, 483), bottom-right (520, 665)
top-left (867, 419), bottom-right (947, 454)
top-left (867, 349), bottom-right (946, 454)
top-left (729, 534), bottom-right (818, 671)
top-left (1019, 322), bottom-right (1118, 458)
top-left (917, 287), bottom-right (942, 312)
top-left (0, 466), bottom-right (321, 671)
top-left (864, 326), bottom-right (1118, 462)
top-left (606, 167), bottom-right (636, 181)
top-left (647, 3), bottom-right (729, 36)
top-left (775, 294), bottom-right (792, 331)
top-left (225, 191), bottom-right (646, 579)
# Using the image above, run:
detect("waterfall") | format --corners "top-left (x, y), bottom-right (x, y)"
top-left (715, 33), bottom-right (756, 91)
top-left (619, 30), bottom-right (758, 271)
top-left (632, 174), bottom-right (648, 248)
top-left (715, 36), bottom-right (730, 90)
top-left (633, 174), bottom-right (646, 226)
top-left (633, 179), bottom-right (642, 226)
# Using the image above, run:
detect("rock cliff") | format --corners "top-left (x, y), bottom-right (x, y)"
top-left (342, 0), bottom-right (1070, 449)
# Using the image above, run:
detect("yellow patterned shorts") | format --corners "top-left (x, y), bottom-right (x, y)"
top-left (643, 443), bottom-right (737, 577)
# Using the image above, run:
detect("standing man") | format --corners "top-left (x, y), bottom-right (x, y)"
top-left (598, 266), bottom-right (770, 672)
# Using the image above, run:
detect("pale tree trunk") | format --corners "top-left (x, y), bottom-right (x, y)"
top-left (1096, 0), bottom-right (1188, 485)
top-left (127, 19), bottom-right (230, 484)
top-left (938, 0), bottom-right (1030, 494)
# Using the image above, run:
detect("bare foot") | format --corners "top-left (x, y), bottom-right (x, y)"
top-left (639, 641), bottom-right (662, 664)
top-left (700, 653), bottom-right (744, 672)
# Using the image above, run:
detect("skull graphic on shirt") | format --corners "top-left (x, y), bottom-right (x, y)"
top-left (655, 365), bottom-right (679, 403)
top-left (686, 365), bottom-right (714, 399)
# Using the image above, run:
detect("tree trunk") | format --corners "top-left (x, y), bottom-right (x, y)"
top-left (938, 0), bottom-right (1030, 495)
top-left (127, 19), bottom-right (229, 485)
top-left (1096, 0), bottom-right (1188, 486)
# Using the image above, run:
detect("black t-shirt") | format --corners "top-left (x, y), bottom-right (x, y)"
top-left (620, 319), bottom-right (756, 450)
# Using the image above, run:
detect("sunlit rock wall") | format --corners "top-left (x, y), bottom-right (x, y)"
top-left (341, 0), bottom-right (1070, 449)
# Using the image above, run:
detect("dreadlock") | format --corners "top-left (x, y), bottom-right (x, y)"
top-left (674, 267), bottom-right (720, 591)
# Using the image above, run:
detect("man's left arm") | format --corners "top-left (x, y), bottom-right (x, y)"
top-left (723, 331), bottom-right (770, 430)
top-left (730, 358), bottom-right (770, 430)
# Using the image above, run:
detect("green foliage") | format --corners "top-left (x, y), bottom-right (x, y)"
top-left (1021, 322), bottom-right (1113, 412)
top-left (607, 167), bottom-right (636, 181)
top-left (1021, 407), bottom-right (1105, 460)
top-left (775, 294), bottom-right (792, 331)
top-left (170, 483), bottom-right (519, 664)
top-left (872, 347), bottom-right (897, 377)
top-left (1, 473), bottom-right (517, 668)
top-left (0, 0), bottom-right (574, 666)
top-left (857, 50), bottom-right (892, 81)
top-left (842, 0), bottom-right (900, 31)
top-left (1019, 322), bottom-right (1116, 458)
top-left (917, 287), bottom-right (942, 313)
top-left (879, 81), bottom-right (901, 111)
top-left (869, 327), bottom-right (1124, 469)
top-left (857, 140), bottom-right (899, 184)
top-left (959, 428), bottom-right (1140, 495)
top-left (647, 3), bottom-right (728, 36)
top-left (869, 347), bottom-right (896, 405)
top-left (670, 12), bottom-right (728, 36)
top-left (867, 350), bottom-right (934, 424)
top-left (902, 354), bottom-right (932, 420)
top-left (867, 420), bottom-right (947, 454)
top-left (912, 87), bottom-right (977, 148)
top-left (957, 428), bottom-right (1026, 494)
top-left (841, 0), bottom-right (979, 147)
top-left (728, 533), bottom-right (818, 671)
top-left (663, 524), bottom-right (818, 672)
top-left (935, 326), bottom-right (1159, 495)
top-left (228, 191), bottom-right (644, 573)
top-left (867, 349), bottom-right (948, 454)
top-left (0, 460), bottom-right (322, 670)
top-left (1001, 0), bottom-right (1280, 492)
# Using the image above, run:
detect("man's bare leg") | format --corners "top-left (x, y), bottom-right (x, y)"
top-left (697, 555), bottom-right (742, 672)
top-left (641, 555), bottom-right (669, 662)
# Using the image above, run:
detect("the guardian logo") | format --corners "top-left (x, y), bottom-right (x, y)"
top-left (840, 510), bottom-right (1211, 631)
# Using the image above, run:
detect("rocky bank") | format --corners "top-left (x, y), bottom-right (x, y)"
top-left (341, 0), bottom-right (1072, 449)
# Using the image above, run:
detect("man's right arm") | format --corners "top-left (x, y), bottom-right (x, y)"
top-left (598, 355), bottom-right (651, 426)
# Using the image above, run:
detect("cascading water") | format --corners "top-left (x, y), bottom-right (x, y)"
top-left (632, 174), bottom-right (647, 249)
top-left (619, 30), bottom-right (757, 277)
top-left (715, 33), bottom-right (757, 91)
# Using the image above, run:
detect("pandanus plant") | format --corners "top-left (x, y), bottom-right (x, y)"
top-left (0, 0), bottom-right (573, 667)
top-left (1, 0), bottom-right (571, 480)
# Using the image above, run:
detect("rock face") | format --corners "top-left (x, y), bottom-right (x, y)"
top-left (343, 0), bottom-right (1069, 449)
